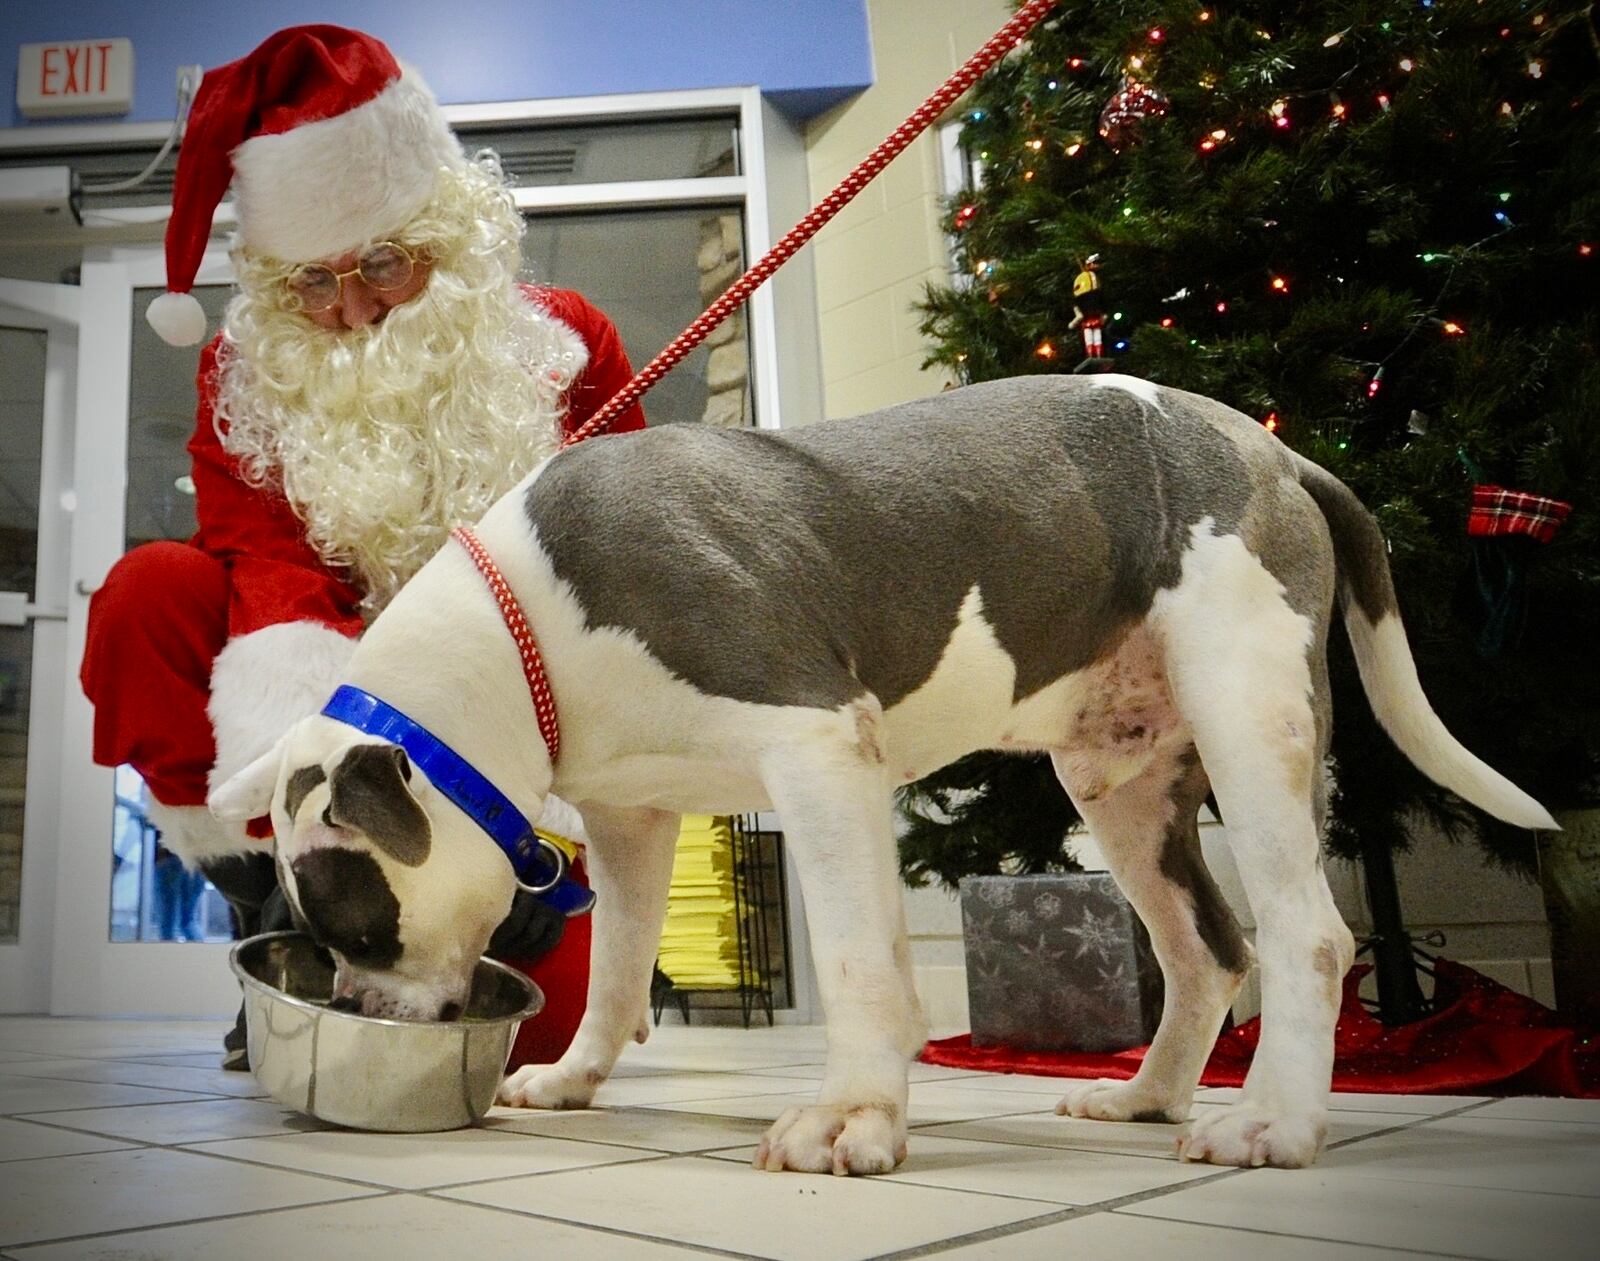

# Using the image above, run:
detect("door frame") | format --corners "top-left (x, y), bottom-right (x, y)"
top-left (48, 246), bottom-right (244, 1016)
top-left (0, 278), bottom-right (78, 1013)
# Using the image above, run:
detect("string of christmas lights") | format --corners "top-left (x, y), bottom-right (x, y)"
top-left (936, 1), bottom-right (1593, 440)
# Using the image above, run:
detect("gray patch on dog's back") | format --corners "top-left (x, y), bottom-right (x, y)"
top-left (527, 377), bottom-right (1254, 709)
top-left (284, 764), bottom-right (326, 819)
top-left (290, 847), bottom-right (403, 968)
top-left (328, 744), bottom-right (430, 867)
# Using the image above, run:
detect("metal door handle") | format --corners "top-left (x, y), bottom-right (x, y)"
top-left (0, 591), bottom-right (68, 627)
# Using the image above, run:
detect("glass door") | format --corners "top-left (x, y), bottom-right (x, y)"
top-left (50, 245), bottom-right (244, 1015)
top-left (0, 279), bottom-right (76, 1013)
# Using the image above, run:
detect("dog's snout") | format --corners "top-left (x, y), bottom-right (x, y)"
top-left (327, 993), bottom-right (362, 1014)
top-left (438, 1000), bottom-right (463, 1023)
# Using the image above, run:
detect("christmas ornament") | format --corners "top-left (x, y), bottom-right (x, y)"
top-left (1098, 79), bottom-right (1169, 152)
top-left (1067, 254), bottom-right (1109, 365)
top-left (1466, 484), bottom-right (1573, 656)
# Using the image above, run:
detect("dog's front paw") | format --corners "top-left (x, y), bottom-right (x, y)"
top-left (754, 1103), bottom-right (907, 1176)
top-left (497, 1063), bottom-right (600, 1110)
top-left (1178, 1102), bottom-right (1326, 1168)
top-left (1055, 1077), bottom-right (1190, 1124)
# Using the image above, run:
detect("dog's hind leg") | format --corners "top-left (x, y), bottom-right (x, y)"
top-left (1152, 526), bottom-right (1353, 1169)
top-left (498, 803), bottom-right (680, 1110)
top-left (754, 700), bottom-right (927, 1175)
top-left (1052, 743), bottom-right (1250, 1125)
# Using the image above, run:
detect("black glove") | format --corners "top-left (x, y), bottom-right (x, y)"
top-left (487, 887), bottom-right (566, 961)
top-left (199, 852), bottom-right (280, 938)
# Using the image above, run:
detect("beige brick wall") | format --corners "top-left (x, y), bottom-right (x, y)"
top-left (804, 0), bottom-right (1012, 420)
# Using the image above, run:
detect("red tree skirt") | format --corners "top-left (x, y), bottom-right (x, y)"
top-left (922, 960), bottom-right (1600, 1097)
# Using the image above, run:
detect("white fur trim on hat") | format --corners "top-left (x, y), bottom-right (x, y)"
top-left (207, 620), bottom-right (358, 795)
top-left (231, 67), bottom-right (462, 263)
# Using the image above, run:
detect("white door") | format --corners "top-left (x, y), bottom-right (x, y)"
top-left (49, 245), bottom-right (244, 1016)
top-left (0, 278), bottom-right (77, 1013)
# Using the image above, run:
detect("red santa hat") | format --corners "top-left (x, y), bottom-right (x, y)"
top-left (147, 25), bottom-right (463, 346)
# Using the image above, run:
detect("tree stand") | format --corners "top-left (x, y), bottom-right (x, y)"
top-left (1355, 828), bottom-right (1439, 1025)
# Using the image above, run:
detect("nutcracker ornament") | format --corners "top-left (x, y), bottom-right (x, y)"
top-left (1068, 254), bottom-right (1109, 368)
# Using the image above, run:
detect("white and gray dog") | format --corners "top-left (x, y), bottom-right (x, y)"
top-left (212, 374), bottom-right (1552, 1173)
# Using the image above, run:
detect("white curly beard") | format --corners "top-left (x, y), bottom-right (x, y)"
top-left (212, 163), bottom-right (587, 619)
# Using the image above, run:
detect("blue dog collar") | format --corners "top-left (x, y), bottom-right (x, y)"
top-left (320, 685), bottom-right (595, 917)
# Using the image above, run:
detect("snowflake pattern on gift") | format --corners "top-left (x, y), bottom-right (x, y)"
top-left (978, 881), bottom-right (1016, 908)
top-left (961, 874), bottom-right (1162, 1052)
top-left (1015, 932), bottom-right (1068, 969)
top-left (1098, 960), bottom-right (1130, 988)
top-left (1063, 905), bottom-right (1122, 961)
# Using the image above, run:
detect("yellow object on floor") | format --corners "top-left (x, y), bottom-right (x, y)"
top-left (658, 814), bottom-right (748, 988)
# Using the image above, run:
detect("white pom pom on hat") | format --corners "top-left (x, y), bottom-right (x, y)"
top-left (145, 291), bottom-right (209, 346)
top-left (146, 23), bottom-right (464, 347)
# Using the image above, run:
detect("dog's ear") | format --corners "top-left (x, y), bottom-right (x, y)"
top-left (208, 746), bottom-right (281, 821)
top-left (327, 743), bottom-right (431, 867)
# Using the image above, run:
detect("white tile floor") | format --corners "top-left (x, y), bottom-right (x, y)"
top-left (2, 1017), bottom-right (1598, 1259)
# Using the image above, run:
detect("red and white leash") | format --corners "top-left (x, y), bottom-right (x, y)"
top-left (466, 0), bottom-right (1061, 758)
top-left (562, 0), bottom-right (1060, 449)
top-left (451, 525), bottom-right (561, 764)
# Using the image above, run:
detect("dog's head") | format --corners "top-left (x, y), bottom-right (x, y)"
top-left (209, 715), bottom-right (519, 1021)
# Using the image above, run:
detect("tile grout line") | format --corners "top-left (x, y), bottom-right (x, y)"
top-left (864, 1170), bottom-right (1251, 1260)
top-left (412, 1187), bottom-right (777, 1261)
top-left (13, 1108), bottom-right (744, 1195)
top-left (862, 1096), bottom-right (1484, 1261)
top-left (5, 1113), bottom-right (658, 1196)
top-left (0, 1069), bottom-right (248, 1098)
top-left (2, 1092), bottom-right (236, 1118)
top-left (5, 1109), bottom-right (295, 1147)
top-left (0, 1191), bottom-right (402, 1253)
top-left (1090, 1210), bottom-right (1516, 1261)
top-left (1323, 1096), bottom-right (1507, 1152)
top-left (184, 1138), bottom-right (686, 1194)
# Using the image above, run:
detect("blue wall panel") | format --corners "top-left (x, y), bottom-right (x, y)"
top-left (1, 0), bottom-right (874, 128)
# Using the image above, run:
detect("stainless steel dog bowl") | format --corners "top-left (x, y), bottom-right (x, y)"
top-left (230, 931), bottom-right (543, 1132)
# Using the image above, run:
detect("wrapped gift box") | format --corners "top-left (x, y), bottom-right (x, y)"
top-left (960, 872), bottom-right (1163, 1052)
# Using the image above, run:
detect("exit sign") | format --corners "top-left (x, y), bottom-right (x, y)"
top-left (17, 39), bottom-right (134, 118)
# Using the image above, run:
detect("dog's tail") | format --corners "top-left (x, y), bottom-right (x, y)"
top-left (1293, 454), bottom-right (1557, 831)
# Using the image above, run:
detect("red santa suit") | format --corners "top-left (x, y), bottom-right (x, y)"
top-left (81, 284), bottom-right (643, 1065)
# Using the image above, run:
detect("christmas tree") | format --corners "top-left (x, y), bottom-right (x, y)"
top-left (900, 1), bottom-right (1599, 892)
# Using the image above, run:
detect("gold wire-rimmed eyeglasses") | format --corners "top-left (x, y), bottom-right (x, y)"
top-left (283, 241), bottom-right (421, 313)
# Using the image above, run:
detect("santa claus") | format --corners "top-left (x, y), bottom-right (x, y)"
top-left (79, 25), bottom-right (642, 1067)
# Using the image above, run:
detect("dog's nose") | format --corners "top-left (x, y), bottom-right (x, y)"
top-left (328, 993), bottom-right (362, 1014)
top-left (437, 1000), bottom-right (463, 1022)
